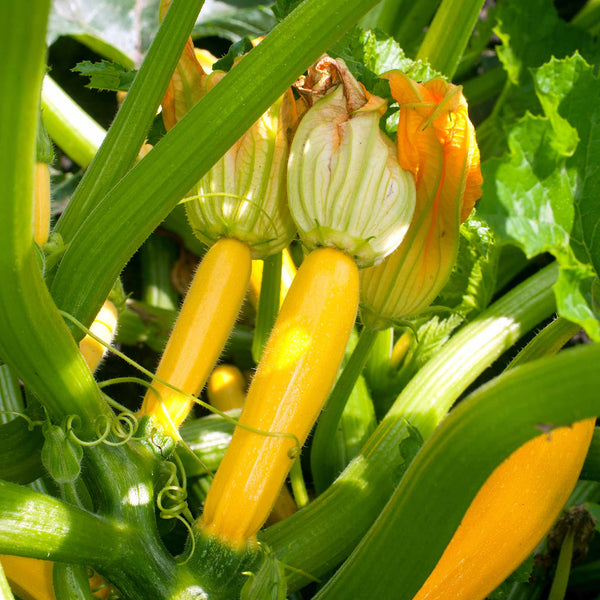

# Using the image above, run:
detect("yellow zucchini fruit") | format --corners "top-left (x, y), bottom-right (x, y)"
top-left (33, 162), bottom-right (51, 247)
top-left (206, 363), bottom-right (298, 524)
top-left (207, 364), bottom-right (247, 413)
top-left (78, 300), bottom-right (119, 373)
top-left (1, 555), bottom-right (54, 600)
top-left (139, 238), bottom-right (251, 437)
top-left (200, 247), bottom-right (359, 546)
top-left (414, 418), bottom-right (595, 600)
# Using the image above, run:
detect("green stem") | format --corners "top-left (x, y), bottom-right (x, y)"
top-left (49, 0), bottom-right (381, 336)
top-left (395, 0), bottom-right (442, 55)
top-left (178, 410), bottom-right (238, 478)
top-left (310, 327), bottom-right (378, 494)
top-left (140, 235), bottom-right (179, 311)
top-left (53, 564), bottom-right (96, 600)
top-left (55, 0), bottom-right (205, 243)
top-left (290, 459), bottom-right (309, 509)
top-left (41, 76), bottom-right (106, 169)
top-left (508, 317), bottom-right (581, 370)
top-left (0, 0), bottom-right (111, 433)
top-left (0, 423), bottom-right (44, 485)
top-left (0, 480), bottom-right (122, 565)
top-left (315, 344), bottom-right (600, 599)
top-left (548, 530), bottom-right (575, 600)
top-left (359, 0), bottom-right (408, 33)
top-left (261, 263), bottom-right (558, 590)
top-left (0, 365), bottom-right (24, 424)
top-left (416, 0), bottom-right (485, 78)
top-left (252, 252), bottom-right (282, 363)
top-left (505, 582), bottom-right (545, 600)
top-left (363, 328), bottom-right (393, 385)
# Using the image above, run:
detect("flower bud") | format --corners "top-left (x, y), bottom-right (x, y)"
top-left (360, 72), bottom-right (483, 329)
top-left (287, 57), bottom-right (415, 268)
top-left (186, 85), bottom-right (298, 259)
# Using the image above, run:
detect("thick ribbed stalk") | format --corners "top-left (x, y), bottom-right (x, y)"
top-left (416, 0), bottom-right (485, 78)
top-left (41, 76), bottom-right (106, 169)
top-left (0, 0), bottom-right (110, 433)
top-left (140, 235), bottom-right (179, 311)
top-left (261, 263), bottom-right (558, 590)
top-left (0, 365), bottom-right (23, 424)
top-left (508, 316), bottom-right (581, 369)
top-left (200, 247), bottom-right (359, 546)
top-left (0, 481), bottom-right (122, 565)
top-left (139, 238), bottom-right (251, 436)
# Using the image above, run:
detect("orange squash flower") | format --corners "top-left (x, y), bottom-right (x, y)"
top-left (360, 72), bottom-right (483, 328)
top-left (159, 0), bottom-right (208, 131)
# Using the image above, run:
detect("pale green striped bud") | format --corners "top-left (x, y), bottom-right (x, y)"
top-left (186, 87), bottom-right (297, 259)
top-left (287, 57), bottom-right (415, 268)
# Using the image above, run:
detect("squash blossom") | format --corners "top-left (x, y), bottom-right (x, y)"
top-left (288, 56), bottom-right (415, 268)
top-left (158, 0), bottom-right (207, 131)
top-left (360, 72), bottom-right (483, 328)
top-left (186, 68), bottom-right (298, 258)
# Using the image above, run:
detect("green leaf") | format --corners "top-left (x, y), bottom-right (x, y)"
top-left (272, 0), bottom-right (302, 21)
top-left (478, 0), bottom-right (600, 158)
top-left (480, 115), bottom-right (574, 257)
top-left (47, 0), bottom-right (161, 67)
top-left (212, 36), bottom-right (254, 71)
top-left (72, 60), bottom-right (137, 92)
top-left (494, 0), bottom-right (598, 90)
top-left (329, 27), bottom-right (439, 97)
top-left (193, 1), bottom-right (276, 41)
top-left (146, 112), bottom-right (167, 146)
top-left (479, 54), bottom-right (600, 340)
top-left (434, 212), bottom-right (499, 317)
top-left (534, 54), bottom-right (600, 276)
top-left (392, 421), bottom-right (423, 484)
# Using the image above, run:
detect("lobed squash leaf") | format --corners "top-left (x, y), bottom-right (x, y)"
top-left (478, 54), bottom-right (600, 341)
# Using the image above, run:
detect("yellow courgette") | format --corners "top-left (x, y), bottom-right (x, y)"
top-left (139, 238), bottom-right (251, 436)
top-left (414, 420), bottom-right (595, 600)
top-left (201, 247), bottom-right (359, 546)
